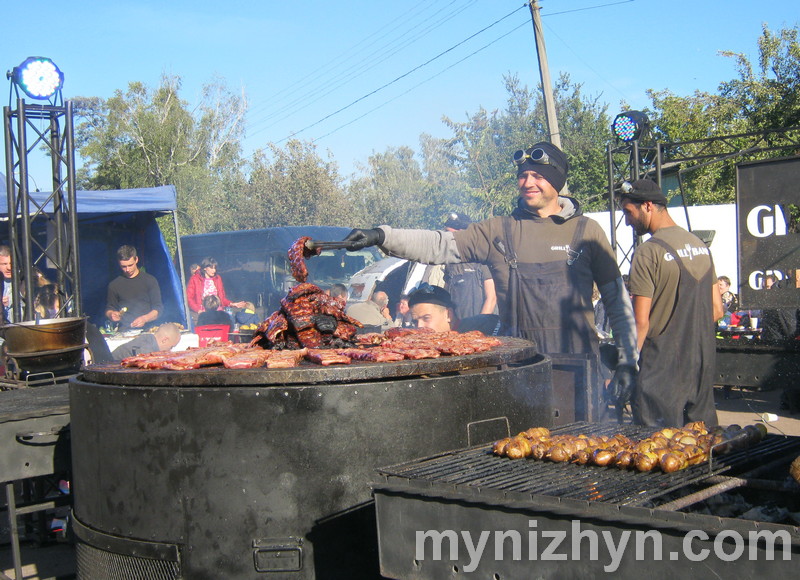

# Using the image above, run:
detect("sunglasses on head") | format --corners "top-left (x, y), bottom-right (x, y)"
top-left (513, 147), bottom-right (551, 167)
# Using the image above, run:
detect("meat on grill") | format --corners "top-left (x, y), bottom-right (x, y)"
top-left (288, 236), bottom-right (320, 283)
top-left (119, 325), bottom-right (502, 371)
top-left (335, 348), bottom-right (406, 363)
top-left (266, 348), bottom-right (308, 368)
top-left (119, 234), bottom-right (505, 371)
top-left (493, 421), bottom-right (768, 473)
top-left (251, 270), bottom-right (362, 350)
top-left (305, 348), bottom-right (351, 366)
top-left (223, 348), bottom-right (276, 369)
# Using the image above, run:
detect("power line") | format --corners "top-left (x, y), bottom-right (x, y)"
top-left (544, 0), bottom-right (635, 18)
top-left (273, 4), bottom-right (527, 143)
top-left (249, 0), bottom-right (435, 113)
top-left (540, 0), bottom-right (637, 104)
top-left (246, 0), bottom-right (474, 133)
top-left (312, 20), bottom-right (530, 143)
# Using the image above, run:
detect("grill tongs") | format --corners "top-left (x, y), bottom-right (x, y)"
top-left (304, 239), bottom-right (352, 251)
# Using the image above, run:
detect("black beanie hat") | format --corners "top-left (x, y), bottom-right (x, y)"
top-left (407, 284), bottom-right (455, 310)
top-left (515, 141), bottom-right (569, 192)
top-left (622, 179), bottom-right (668, 205)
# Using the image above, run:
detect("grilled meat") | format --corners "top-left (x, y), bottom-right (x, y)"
top-left (288, 237), bottom-right (320, 283)
top-left (493, 421), bottom-right (767, 473)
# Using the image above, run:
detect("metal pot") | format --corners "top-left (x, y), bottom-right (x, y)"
top-left (1, 317), bottom-right (87, 354)
top-left (2, 317), bottom-right (87, 377)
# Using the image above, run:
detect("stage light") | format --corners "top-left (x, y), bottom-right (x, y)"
top-left (612, 110), bottom-right (650, 142)
top-left (7, 57), bottom-right (64, 100)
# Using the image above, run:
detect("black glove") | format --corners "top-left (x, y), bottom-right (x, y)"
top-left (343, 228), bottom-right (385, 251)
top-left (607, 364), bottom-right (637, 407)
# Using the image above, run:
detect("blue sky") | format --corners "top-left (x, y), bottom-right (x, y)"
top-left (5, 0), bottom-right (797, 185)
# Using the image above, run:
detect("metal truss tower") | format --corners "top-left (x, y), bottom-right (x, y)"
top-left (3, 96), bottom-right (82, 321)
top-left (606, 123), bottom-right (800, 273)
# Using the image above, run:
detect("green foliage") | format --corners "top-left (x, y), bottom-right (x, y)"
top-left (646, 24), bottom-right (800, 205)
top-left (719, 25), bottom-right (800, 129)
top-left (246, 140), bottom-right (352, 228)
top-left (74, 74), bottom-right (249, 235)
top-left (442, 73), bottom-right (612, 215)
top-left (552, 74), bottom-right (612, 212)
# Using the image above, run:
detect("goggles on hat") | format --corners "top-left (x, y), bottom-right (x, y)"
top-left (620, 181), bottom-right (634, 194)
top-left (513, 147), bottom-right (550, 166)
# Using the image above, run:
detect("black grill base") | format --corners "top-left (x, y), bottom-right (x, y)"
top-left (374, 488), bottom-right (800, 579)
top-left (76, 543), bottom-right (180, 580)
top-left (72, 516), bottom-right (180, 580)
top-left (70, 346), bottom-right (549, 579)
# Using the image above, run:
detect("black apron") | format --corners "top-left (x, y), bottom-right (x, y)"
top-left (443, 262), bottom-right (485, 320)
top-left (633, 237), bottom-right (718, 428)
top-left (502, 216), bottom-right (598, 358)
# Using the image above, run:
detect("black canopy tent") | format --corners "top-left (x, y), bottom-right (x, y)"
top-left (0, 179), bottom-right (188, 329)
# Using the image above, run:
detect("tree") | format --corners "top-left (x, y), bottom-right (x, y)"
top-left (418, 133), bottom-right (475, 224)
top-left (643, 89), bottom-right (744, 205)
top-left (441, 76), bottom-right (532, 219)
top-left (719, 24), bottom-right (800, 130)
top-left (347, 146), bottom-right (432, 228)
top-left (550, 75), bottom-right (611, 211)
top-left (442, 73), bottom-right (613, 216)
top-left (245, 140), bottom-right (352, 228)
top-left (645, 24), bottom-right (800, 205)
top-left (73, 74), bottom-right (249, 234)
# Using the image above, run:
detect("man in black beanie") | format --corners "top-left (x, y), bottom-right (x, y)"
top-left (620, 179), bottom-right (724, 427)
top-left (343, 141), bottom-right (639, 412)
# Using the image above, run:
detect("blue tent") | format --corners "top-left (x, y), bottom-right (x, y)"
top-left (0, 182), bottom-right (187, 328)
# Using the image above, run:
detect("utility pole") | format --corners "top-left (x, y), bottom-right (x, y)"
top-left (528, 0), bottom-right (562, 148)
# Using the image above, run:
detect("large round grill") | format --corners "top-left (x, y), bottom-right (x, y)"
top-left (70, 338), bottom-right (551, 579)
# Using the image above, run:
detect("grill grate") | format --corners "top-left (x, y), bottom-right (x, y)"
top-left (76, 543), bottom-right (180, 580)
top-left (376, 422), bottom-right (800, 506)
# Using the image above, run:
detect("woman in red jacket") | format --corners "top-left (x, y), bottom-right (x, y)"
top-left (187, 257), bottom-right (245, 325)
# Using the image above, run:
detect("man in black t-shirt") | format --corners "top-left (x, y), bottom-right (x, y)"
top-left (105, 245), bottom-right (163, 331)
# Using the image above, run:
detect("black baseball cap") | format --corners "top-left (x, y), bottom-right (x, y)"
top-left (621, 179), bottom-right (668, 205)
top-left (408, 284), bottom-right (455, 310)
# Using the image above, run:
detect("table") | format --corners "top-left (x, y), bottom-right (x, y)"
top-left (715, 333), bottom-right (800, 389)
top-left (717, 327), bottom-right (761, 339)
top-left (229, 330), bottom-right (255, 344)
top-left (0, 386), bottom-right (71, 580)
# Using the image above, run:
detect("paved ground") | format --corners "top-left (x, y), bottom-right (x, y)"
top-left (2, 385), bottom-right (798, 580)
top-left (0, 543), bottom-right (74, 580)
top-left (715, 383), bottom-right (800, 436)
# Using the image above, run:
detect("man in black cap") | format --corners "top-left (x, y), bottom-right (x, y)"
top-left (442, 212), bottom-right (497, 319)
top-left (343, 141), bottom-right (639, 405)
top-left (407, 283), bottom-right (500, 335)
top-left (619, 179), bottom-right (724, 427)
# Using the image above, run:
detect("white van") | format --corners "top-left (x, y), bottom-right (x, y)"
top-left (346, 257), bottom-right (443, 309)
